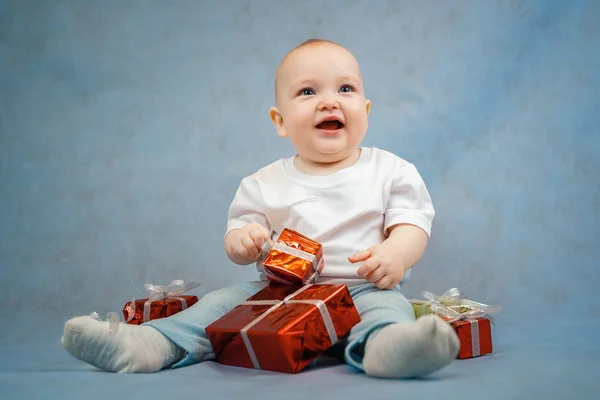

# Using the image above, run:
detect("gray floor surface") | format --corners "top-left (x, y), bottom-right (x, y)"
top-left (2, 317), bottom-right (599, 400)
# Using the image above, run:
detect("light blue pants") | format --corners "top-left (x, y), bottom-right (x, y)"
top-left (145, 281), bottom-right (415, 371)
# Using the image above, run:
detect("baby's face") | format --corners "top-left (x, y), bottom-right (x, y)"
top-left (271, 44), bottom-right (370, 164)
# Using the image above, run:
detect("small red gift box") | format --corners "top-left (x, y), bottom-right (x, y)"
top-left (412, 288), bottom-right (500, 360)
top-left (452, 317), bottom-right (493, 359)
top-left (123, 280), bottom-right (200, 325)
top-left (262, 228), bottom-right (324, 286)
top-left (206, 283), bottom-right (361, 373)
top-left (123, 295), bottom-right (198, 325)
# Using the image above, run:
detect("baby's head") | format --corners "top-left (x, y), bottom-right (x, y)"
top-left (269, 39), bottom-right (371, 168)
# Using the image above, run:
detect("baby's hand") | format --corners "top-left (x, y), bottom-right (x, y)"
top-left (349, 244), bottom-right (405, 290)
top-left (225, 223), bottom-right (272, 265)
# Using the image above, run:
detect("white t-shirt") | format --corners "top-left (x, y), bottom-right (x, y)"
top-left (226, 147), bottom-right (435, 286)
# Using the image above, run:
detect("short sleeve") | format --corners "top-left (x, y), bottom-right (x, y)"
top-left (384, 163), bottom-right (435, 238)
top-left (226, 177), bottom-right (271, 237)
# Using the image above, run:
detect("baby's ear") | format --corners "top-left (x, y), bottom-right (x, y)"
top-left (269, 107), bottom-right (288, 138)
top-left (365, 100), bottom-right (371, 115)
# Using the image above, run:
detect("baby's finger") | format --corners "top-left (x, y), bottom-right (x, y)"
top-left (234, 242), bottom-right (251, 258)
top-left (365, 265), bottom-right (385, 283)
top-left (249, 227), bottom-right (268, 248)
top-left (348, 247), bottom-right (373, 263)
top-left (261, 227), bottom-right (274, 246)
top-left (374, 276), bottom-right (393, 290)
top-left (357, 257), bottom-right (379, 276)
top-left (242, 236), bottom-right (260, 258)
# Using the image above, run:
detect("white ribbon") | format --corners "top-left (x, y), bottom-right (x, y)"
top-left (420, 288), bottom-right (501, 324)
top-left (89, 311), bottom-right (121, 332)
top-left (470, 319), bottom-right (481, 357)
top-left (239, 284), bottom-right (338, 370)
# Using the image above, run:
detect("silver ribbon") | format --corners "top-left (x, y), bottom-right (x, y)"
top-left (262, 242), bottom-right (323, 284)
top-left (420, 288), bottom-right (501, 324)
top-left (126, 279), bottom-right (201, 323)
top-left (471, 319), bottom-right (481, 357)
top-left (89, 311), bottom-right (121, 332)
top-left (239, 284), bottom-right (338, 370)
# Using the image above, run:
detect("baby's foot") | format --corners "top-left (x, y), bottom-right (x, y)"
top-left (363, 314), bottom-right (460, 378)
top-left (61, 316), bottom-right (183, 373)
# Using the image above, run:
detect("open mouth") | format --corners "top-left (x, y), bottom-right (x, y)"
top-left (316, 119), bottom-right (344, 131)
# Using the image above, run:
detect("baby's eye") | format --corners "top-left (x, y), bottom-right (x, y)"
top-left (299, 88), bottom-right (315, 96)
top-left (339, 85), bottom-right (353, 93)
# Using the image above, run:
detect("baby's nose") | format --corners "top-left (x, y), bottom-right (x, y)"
top-left (318, 98), bottom-right (340, 110)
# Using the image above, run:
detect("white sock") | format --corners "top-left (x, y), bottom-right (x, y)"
top-left (363, 314), bottom-right (460, 378)
top-left (61, 315), bottom-right (184, 373)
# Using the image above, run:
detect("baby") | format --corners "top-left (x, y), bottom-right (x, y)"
top-left (62, 39), bottom-right (460, 378)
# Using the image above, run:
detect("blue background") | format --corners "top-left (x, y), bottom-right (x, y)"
top-left (1, 1), bottom-right (599, 399)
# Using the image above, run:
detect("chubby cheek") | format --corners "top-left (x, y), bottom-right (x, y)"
top-left (285, 107), bottom-right (314, 132)
top-left (346, 108), bottom-right (369, 134)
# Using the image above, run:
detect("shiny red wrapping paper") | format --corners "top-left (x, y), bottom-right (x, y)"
top-left (262, 228), bottom-right (324, 285)
top-left (206, 283), bottom-right (361, 373)
top-left (452, 317), bottom-right (493, 359)
top-left (123, 295), bottom-right (198, 325)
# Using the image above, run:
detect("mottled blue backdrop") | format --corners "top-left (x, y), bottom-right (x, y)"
top-left (1, 0), bottom-right (599, 350)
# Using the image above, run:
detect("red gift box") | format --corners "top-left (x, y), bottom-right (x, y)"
top-left (123, 295), bottom-right (198, 325)
top-left (123, 280), bottom-right (200, 325)
top-left (262, 228), bottom-right (324, 286)
top-left (413, 288), bottom-right (500, 359)
top-left (452, 317), bottom-right (493, 359)
top-left (206, 283), bottom-right (361, 373)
